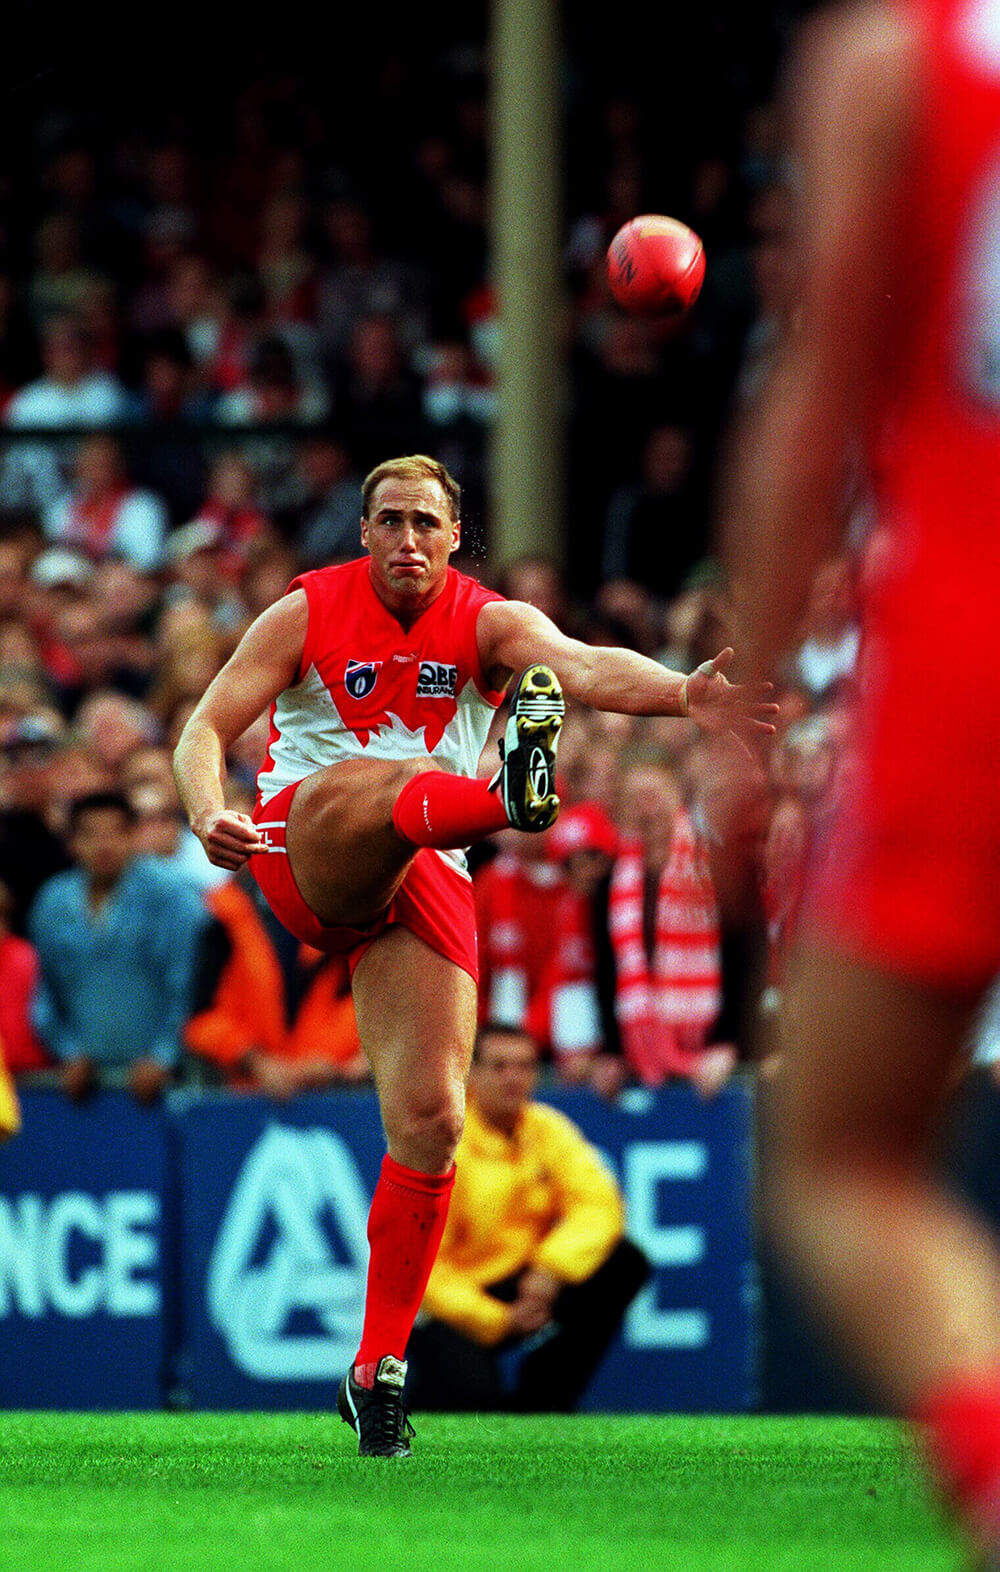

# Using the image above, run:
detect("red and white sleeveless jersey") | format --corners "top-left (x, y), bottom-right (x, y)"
top-left (869, 0), bottom-right (1000, 571)
top-left (256, 557), bottom-right (506, 806)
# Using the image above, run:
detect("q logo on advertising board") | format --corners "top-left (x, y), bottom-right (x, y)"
top-left (207, 1124), bottom-right (370, 1381)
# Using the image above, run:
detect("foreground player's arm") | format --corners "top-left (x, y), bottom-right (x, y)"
top-left (477, 598), bottom-right (776, 738)
top-left (173, 591), bottom-right (308, 869)
top-left (722, 4), bottom-right (913, 677)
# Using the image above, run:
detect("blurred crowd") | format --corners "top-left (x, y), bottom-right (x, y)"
top-left (0, 19), bottom-right (859, 1115)
top-left (0, 516), bottom-right (860, 1109)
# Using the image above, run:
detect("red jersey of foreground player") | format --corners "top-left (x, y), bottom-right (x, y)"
top-left (811, 0), bottom-right (1000, 985)
top-left (727, 1), bottom-right (1000, 1558)
top-left (738, 0), bottom-right (1000, 987)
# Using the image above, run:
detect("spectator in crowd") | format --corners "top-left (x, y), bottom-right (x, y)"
top-left (43, 434), bottom-right (168, 571)
top-left (611, 756), bottom-right (725, 1087)
top-left (316, 199), bottom-right (427, 359)
top-left (2, 316), bottom-right (129, 510)
top-left (216, 337), bottom-right (329, 513)
top-left (188, 451), bottom-right (273, 566)
top-left (163, 520), bottom-right (249, 637)
top-left (28, 213), bottom-right (104, 330)
top-left (217, 334), bottom-right (328, 428)
top-left (0, 878), bottom-right (49, 1073)
top-left (532, 801), bottom-right (625, 1094)
top-left (289, 433), bottom-right (363, 565)
top-left (0, 712), bottom-right (73, 930)
top-left (185, 873), bottom-right (368, 1096)
top-left (536, 765), bottom-right (733, 1097)
top-left (407, 1024), bottom-right (649, 1412)
top-left (0, 1034), bottom-right (19, 1139)
top-left (601, 423), bottom-right (708, 599)
top-left (28, 790), bottom-right (208, 1103)
top-left (334, 314), bottom-right (425, 472)
top-left (473, 827), bottom-right (563, 1031)
top-left (127, 777), bottom-right (229, 894)
top-left (788, 554), bottom-right (860, 700)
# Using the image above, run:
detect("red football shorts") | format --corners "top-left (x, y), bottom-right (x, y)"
top-left (250, 781), bottom-right (479, 983)
top-left (805, 558), bottom-right (1000, 991)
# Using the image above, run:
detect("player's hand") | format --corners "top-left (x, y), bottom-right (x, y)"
top-left (681, 648), bottom-right (778, 747)
top-left (193, 808), bottom-right (267, 870)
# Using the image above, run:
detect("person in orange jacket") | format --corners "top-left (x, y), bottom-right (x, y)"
top-left (185, 875), bottom-right (368, 1095)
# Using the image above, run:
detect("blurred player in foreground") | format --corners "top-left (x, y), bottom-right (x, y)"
top-left (727, 0), bottom-right (1000, 1560)
top-left (174, 453), bottom-right (774, 1456)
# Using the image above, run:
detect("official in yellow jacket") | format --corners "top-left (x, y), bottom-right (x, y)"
top-left (0, 1031), bottom-right (22, 1139)
top-left (409, 1023), bottom-right (649, 1411)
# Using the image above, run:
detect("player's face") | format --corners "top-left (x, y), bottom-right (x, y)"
top-left (362, 476), bottom-right (460, 605)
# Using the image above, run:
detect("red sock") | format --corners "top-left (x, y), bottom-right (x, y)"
top-left (914, 1370), bottom-right (1000, 1533)
top-left (354, 1154), bottom-right (456, 1386)
top-left (392, 770), bottom-right (508, 849)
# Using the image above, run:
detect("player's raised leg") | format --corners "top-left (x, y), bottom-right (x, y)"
top-left (285, 665), bottom-right (564, 928)
top-left (769, 945), bottom-right (1000, 1548)
top-left (338, 926), bottom-right (478, 1457)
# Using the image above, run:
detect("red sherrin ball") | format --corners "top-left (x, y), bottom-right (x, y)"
top-left (606, 215), bottom-right (706, 316)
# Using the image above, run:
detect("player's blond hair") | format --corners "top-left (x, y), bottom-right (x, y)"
top-left (361, 455), bottom-right (461, 521)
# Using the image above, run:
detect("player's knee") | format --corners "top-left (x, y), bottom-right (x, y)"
top-left (387, 1095), bottom-right (465, 1170)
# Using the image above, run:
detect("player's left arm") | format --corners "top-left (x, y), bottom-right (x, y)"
top-left (477, 598), bottom-right (776, 737)
top-left (722, 2), bottom-right (914, 677)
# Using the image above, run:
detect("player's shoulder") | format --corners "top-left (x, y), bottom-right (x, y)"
top-left (447, 562), bottom-right (506, 610)
top-left (794, 0), bottom-right (917, 152)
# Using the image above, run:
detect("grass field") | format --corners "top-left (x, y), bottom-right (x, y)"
top-left (0, 1412), bottom-right (968, 1572)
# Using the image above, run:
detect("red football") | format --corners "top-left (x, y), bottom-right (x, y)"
top-left (606, 215), bottom-right (706, 316)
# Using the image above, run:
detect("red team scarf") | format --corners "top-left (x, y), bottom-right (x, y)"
top-left (608, 811), bottom-right (721, 1085)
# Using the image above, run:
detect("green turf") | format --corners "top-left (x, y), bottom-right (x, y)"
top-left (0, 1413), bottom-right (967, 1571)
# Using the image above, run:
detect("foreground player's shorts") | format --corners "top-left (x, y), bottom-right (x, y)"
top-left (806, 560), bottom-right (1000, 991)
top-left (250, 780), bottom-right (479, 983)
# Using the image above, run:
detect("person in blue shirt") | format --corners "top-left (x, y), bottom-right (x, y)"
top-left (28, 791), bottom-right (208, 1103)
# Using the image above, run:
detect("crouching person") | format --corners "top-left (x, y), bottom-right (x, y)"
top-left (406, 1023), bottom-right (649, 1412)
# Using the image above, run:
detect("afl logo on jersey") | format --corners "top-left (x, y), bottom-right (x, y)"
top-left (344, 659), bottom-right (383, 699)
top-left (416, 661), bottom-right (458, 698)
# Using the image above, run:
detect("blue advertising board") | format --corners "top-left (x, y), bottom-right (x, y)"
top-left (0, 1082), bottom-right (756, 1411)
top-left (0, 1090), bottom-right (171, 1408)
top-left (175, 1082), bottom-right (756, 1413)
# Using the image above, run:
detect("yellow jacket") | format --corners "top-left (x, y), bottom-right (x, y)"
top-left (0, 1033), bottom-right (21, 1139)
top-left (423, 1098), bottom-right (625, 1346)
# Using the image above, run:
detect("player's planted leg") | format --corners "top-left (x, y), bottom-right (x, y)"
top-left (340, 929), bottom-right (477, 1457)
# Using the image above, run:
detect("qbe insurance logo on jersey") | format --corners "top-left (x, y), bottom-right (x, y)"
top-left (416, 660), bottom-right (458, 698)
top-left (206, 1125), bottom-right (369, 1380)
top-left (344, 659), bottom-right (382, 699)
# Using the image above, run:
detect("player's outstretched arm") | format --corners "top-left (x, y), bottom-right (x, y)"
top-left (477, 599), bottom-right (776, 737)
top-left (173, 590), bottom-right (308, 870)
